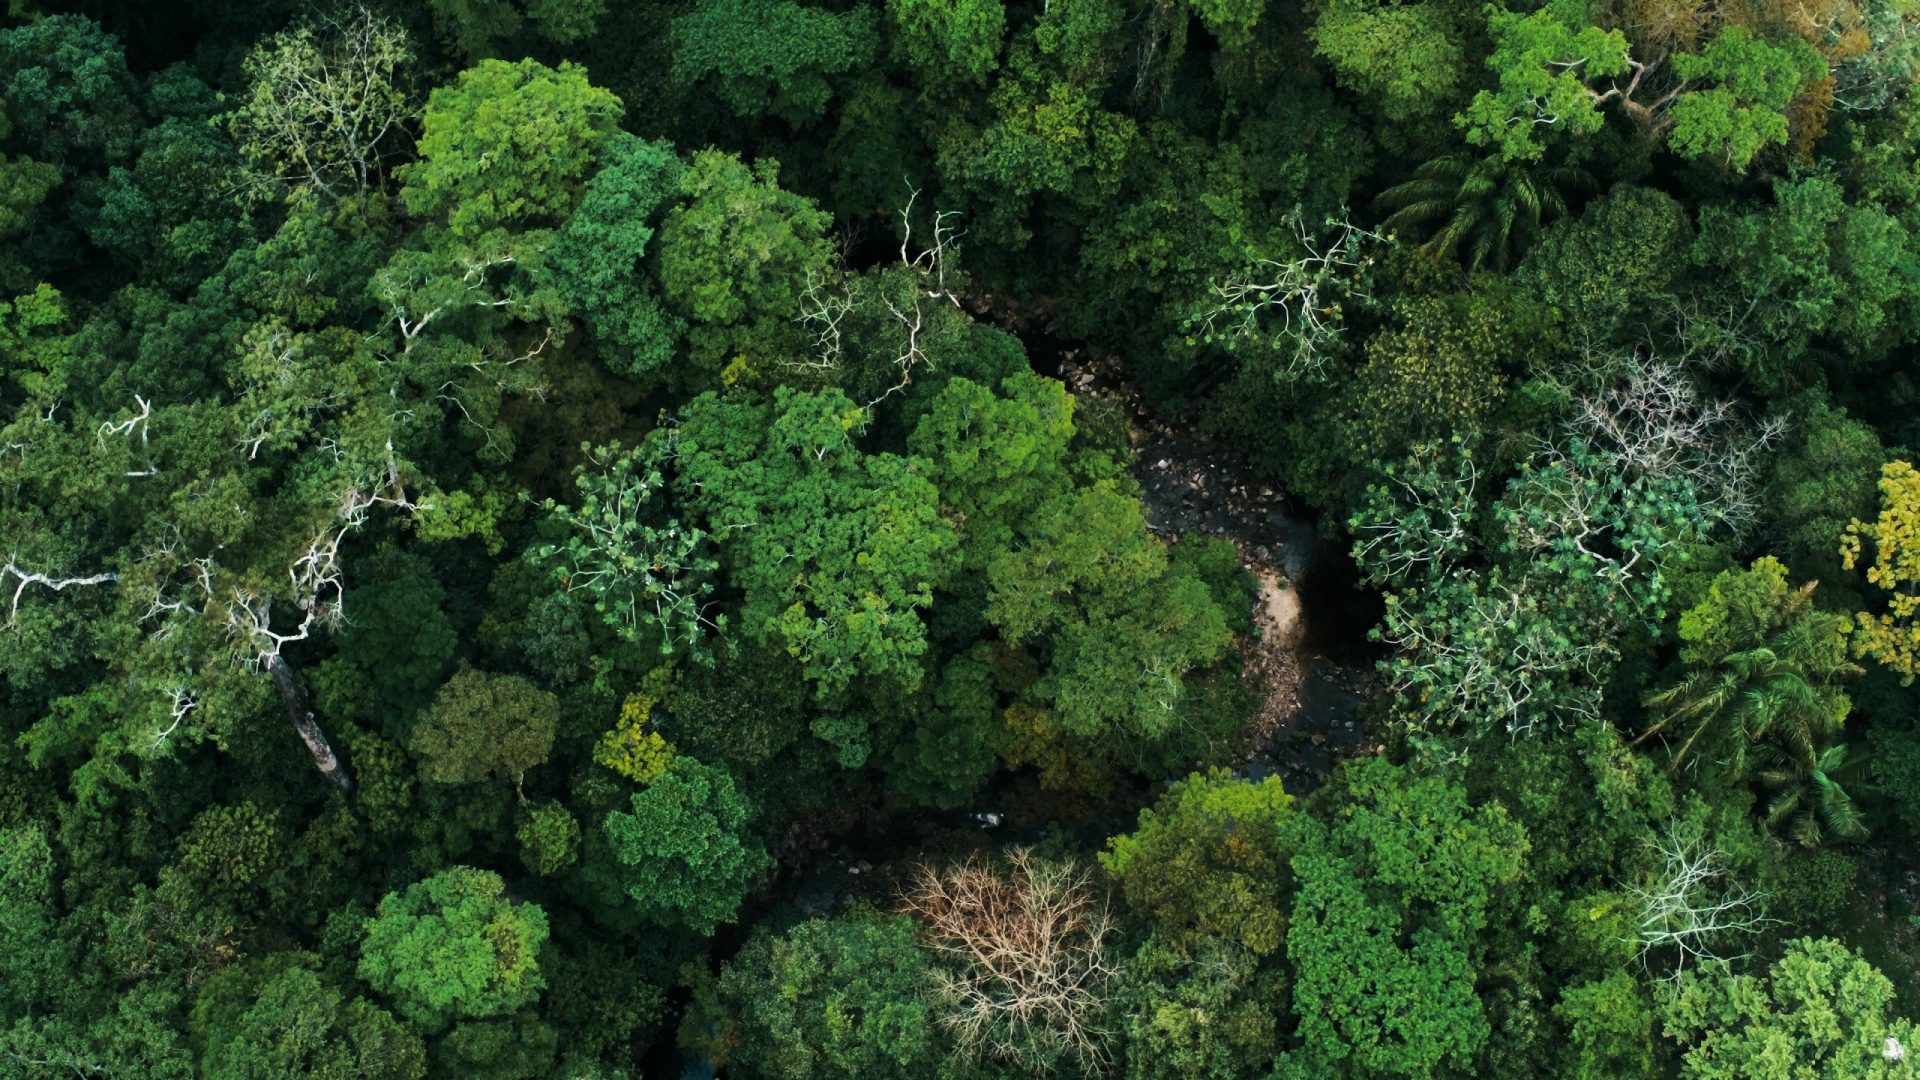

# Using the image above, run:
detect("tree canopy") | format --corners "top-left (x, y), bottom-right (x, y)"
top-left (6, 2), bottom-right (1920, 1075)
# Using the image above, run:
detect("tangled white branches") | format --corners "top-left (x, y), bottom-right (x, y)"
top-left (1566, 357), bottom-right (1784, 536)
top-left (794, 271), bottom-right (854, 374)
top-left (903, 850), bottom-right (1118, 1077)
top-left (1628, 821), bottom-right (1771, 981)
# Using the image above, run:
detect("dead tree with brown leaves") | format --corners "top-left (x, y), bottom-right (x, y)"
top-left (902, 849), bottom-right (1118, 1077)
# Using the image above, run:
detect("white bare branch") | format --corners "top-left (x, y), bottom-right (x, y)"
top-left (794, 270), bottom-right (854, 374)
top-left (1375, 579), bottom-right (1613, 739)
top-left (870, 292), bottom-right (927, 410)
top-left (1352, 446), bottom-right (1480, 585)
top-left (1198, 213), bottom-right (1386, 383)
top-left (898, 181), bottom-right (966, 302)
top-left (1, 559), bottom-right (116, 629)
top-left (150, 684), bottom-right (197, 749)
top-left (1628, 820), bottom-right (1772, 981)
top-left (95, 393), bottom-right (152, 448)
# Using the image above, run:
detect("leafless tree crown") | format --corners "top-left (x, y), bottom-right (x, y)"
top-left (902, 849), bottom-right (1118, 1076)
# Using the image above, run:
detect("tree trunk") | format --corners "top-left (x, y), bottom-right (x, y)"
top-left (267, 653), bottom-right (354, 794)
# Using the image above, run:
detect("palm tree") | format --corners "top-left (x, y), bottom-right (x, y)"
top-left (1756, 740), bottom-right (1867, 848)
top-left (1637, 597), bottom-right (1868, 846)
top-left (1374, 153), bottom-right (1595, 273)
top-left (1635, 617), bottom-right (1860, 780)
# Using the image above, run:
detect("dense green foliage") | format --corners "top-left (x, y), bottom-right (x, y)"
top-left (357, 866), bottom-right (550, 1030)
top-left (5, 0), bottom-right (1920, 1076)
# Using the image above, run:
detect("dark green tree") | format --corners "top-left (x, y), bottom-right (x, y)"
top-left (1376, 153), bottom-right (1594, 272)
top-left (1517, 184), bottom-right (1691, 341)
top-left (653, 150), bottom-right (835, 380)
top-left (1115, 935), bottom-right (1285, 1080)
top-left (988, 481), bottom-right (1233, 740)
top-left (409, 668), bottom-right (560, 790)
top-left (0, 14), bottom-right (139, 169)
top-left (547, 134), bottom-right (686, 381)
top-left (191, 957), bottom-right (426, 1080)
top-left (673, 388), bottom-right (959, 705)
top-left (670, 0), bottom-right (876, 126)
top-left (887, 0), bottom-right (1006, 89)
top-left (1761, 396), bottom-right (1884, 582)
top-left (595, 757), bottom-right (771, 934)
top-left (424, 0), bottom-right (608, 60)
top-left (682, 912), bottom-right (943, 1078)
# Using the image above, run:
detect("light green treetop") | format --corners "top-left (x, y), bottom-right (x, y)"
top-left (399, 58), bottom-right (622, 239)
top-left (358, 866), bottom-right (550, 1030)
top-left (1668, 28), bottom-right (1826, 171)
top-left (1662, 937), bottom-right (1920, 1078)
top-left (1459, 4), bottom-right (1630, 161)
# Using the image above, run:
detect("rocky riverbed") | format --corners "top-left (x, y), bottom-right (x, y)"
top-left (1058, 351), bottom-right (1383, 792)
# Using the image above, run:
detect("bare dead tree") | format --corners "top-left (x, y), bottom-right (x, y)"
top-left (903, 849), bottom-right (1118, 1077)
top-left (95, 393), bottom-right (152, 446)
top-left (1628, 820), bottom-right (1771, 981)
top-left (1128, 0), bottom-right (1183, 105)
top-left (897, 183), bottom-right (965, 298)
top-left (151, 684), bottom-right (197, 750)
top-left (873, 291), bottom-right (930, 410)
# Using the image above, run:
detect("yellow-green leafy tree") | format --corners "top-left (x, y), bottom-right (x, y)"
top-left (1842, 460), bottom-right (1920, 683)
